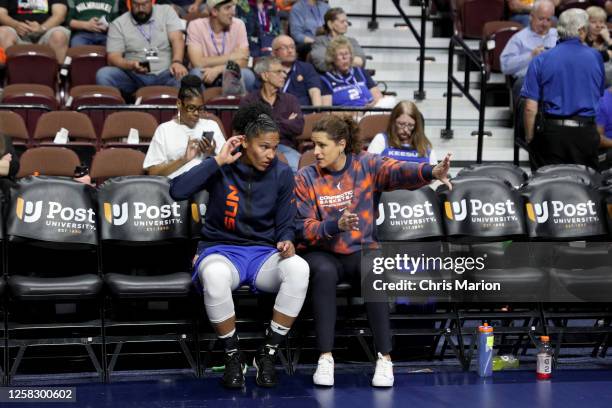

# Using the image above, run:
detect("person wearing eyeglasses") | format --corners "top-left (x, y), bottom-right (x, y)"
top-left (271, 34), bottom-right (322, 106)
top-left (143, 75), bottom-right (226, 178)
top-left (367, 100), bottom-right (437, 165)
top-left (241, 55), bottom-right (304, 173)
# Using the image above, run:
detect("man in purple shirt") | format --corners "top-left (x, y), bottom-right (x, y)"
top-left (241, 56), bottom-right (304, 173)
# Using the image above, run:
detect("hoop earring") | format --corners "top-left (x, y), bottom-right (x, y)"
top-left (177, 110), bottom-right (181, 124)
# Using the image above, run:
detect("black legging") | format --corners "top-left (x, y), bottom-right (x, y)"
top-left (303, 250), bottom-right (392, 355)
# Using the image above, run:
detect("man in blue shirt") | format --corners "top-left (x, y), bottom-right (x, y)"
top-left (272, 34), bottom-right (322, 106)
top-left (521, 8), bottom-right (605, 169)
top-left (289, 0), bottom-right (328, 59)
top-left (501, 0), bottom-right (558, 103)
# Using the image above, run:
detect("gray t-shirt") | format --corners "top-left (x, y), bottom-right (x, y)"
top-left (106, 5), bottom-right (183, 75)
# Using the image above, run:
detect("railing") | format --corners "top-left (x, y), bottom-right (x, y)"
top-left (442, 35), bottom-right (490, 163)
top-left (391, 0), bottom-right (431, 100)
top-left (347, 0), bottom-right (432, 101)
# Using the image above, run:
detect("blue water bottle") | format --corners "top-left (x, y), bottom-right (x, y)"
top-left (478, 323), bottom-right (494, 377)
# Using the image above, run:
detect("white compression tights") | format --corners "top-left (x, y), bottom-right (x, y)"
top-left (197, 253), bottom-right (310, 324)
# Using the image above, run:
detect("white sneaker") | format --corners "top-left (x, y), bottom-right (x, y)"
top-left (372, 353), bottom-right (394, 387)
top-left (313, 354), bottom-right (334, 386)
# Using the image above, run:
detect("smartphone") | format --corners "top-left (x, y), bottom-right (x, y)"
top-left (202, 131), bottom-right (214, 143)
top-left (140, 60), bottom-right (151, 73)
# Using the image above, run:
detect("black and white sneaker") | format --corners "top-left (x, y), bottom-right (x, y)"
top-left (222, 351), bottom-right (247, 389)
top-left (253, 346), bottom-right (278, 388)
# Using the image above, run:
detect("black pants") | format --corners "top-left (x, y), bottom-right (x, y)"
top-left (303, 250), bottom-right (392, 354)
top-left (531, 120), bottom-right (600, 170)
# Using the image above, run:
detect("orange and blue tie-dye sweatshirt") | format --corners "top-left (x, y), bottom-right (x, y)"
top-left (295, 152), bottom-right (434, 254)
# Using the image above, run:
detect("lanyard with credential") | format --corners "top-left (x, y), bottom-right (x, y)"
top-left (209, 28), bottom-right (227, 56)
top-left (282, 64), bottom-right (296, 93)
top-left (136, 21), bottom-right (153, 44)
top-left (257, 9), bottom-right (268, 32)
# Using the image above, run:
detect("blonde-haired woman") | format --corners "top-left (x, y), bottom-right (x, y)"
top-left (320, 36), bottom-right (393, 107)
top-left (367, 100), bottom-right (437, 164)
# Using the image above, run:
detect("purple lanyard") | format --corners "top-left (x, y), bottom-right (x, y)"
top-left (136, 21), bottom-right (153, 44)
top-left (209, 28), bottom-right (227, 56)
top-left (282, 64), bottom-right (296, 93)
top-left (257, 9), bottom-right (267, 30)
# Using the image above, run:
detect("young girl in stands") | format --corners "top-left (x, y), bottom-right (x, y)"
top-left (143, 75), bottom-right (226, 178)
top-left (367, 100), bottom-right (437, 165)
top-left (294, 115), bottom-right (451, 387)
top-left (170, 104), bottom-right (309, 390)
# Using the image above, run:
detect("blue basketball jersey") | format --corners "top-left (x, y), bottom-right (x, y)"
top-left (321, 67), bottom-right (374, 107)
top-left (380, 133), bottom-right (431, 163)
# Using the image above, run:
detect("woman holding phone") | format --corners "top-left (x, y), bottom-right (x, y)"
top-left (143, 75), bottom-right (226, 178)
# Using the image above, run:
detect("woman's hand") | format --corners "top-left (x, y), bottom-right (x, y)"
top-left (198, 138), bottom-right (216, 156)
top-left (215, 135), bottom-right (244, 166)
top-left (183, 139), bottom-right (201, 162)
top-left (1, 153), bottom-right (12, 163)
top-left (432, 153), bottom-right (452, 190)
top-left (277, 240), bottom-right (295, 258)
top-left (338, 209), bottom-right (360, 231)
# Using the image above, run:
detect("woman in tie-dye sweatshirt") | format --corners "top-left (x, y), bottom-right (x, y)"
top-left (295, 115), bottom-right (451, 388)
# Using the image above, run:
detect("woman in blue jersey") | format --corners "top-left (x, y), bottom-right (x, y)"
top-left (320, 36), bottom-right (387, 107)
top-left (367, 100), bottom-right (437, 164)
top-left (170, 103), bottom-right (309, 390)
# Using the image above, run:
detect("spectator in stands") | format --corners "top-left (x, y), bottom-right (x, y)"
top-left (310, 7), bottom-right (366, 73)
top-left (0, 0), bottom-right (71, 63)
top-left (272, 34), bottom-right (322, 106)
top-left (170, 104), bottom-right (309, 390)
top-left (367, 100), bottom-right (437, 164)
top-left (289, 0), bottom-right (328, 59)
top-left (144, 75), bottom-right (225, 178)
top-left (187, 0), bottom-right (256, 91)
top-left (507, 0), bottom-right (560, 27)
top-left (294, 114), bottom-right (451, 388)
top-left (586, 6), bottom-right (612, 85)
top-left (96, 0), bottom-right (188, 96)
top-left (500, 0), bottom-right (558, 104)
top-left (67, 0), bottom-right (119, 46)
top-left (242, 56), bottom-right (304, 173)
top-left (275, 0), bottom-right (295, 33)
top-left (595, 88), bottom-right (612, 169)
top-left (522, 8), bottom-right (604, 169)
top-left (321, 36), bottom-right (391, 108)
top-left (237, 0), bottom-right (281, 57)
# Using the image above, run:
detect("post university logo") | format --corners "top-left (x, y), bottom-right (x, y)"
top-left (191, 203), bottom-right (207, 223)
top-left (444, 199), bottom-right (517, 223)
top-left (104, 202), bottom-right (129, 226)
top-left (444, 199), bottom-right (468, 221)
top-left (526, 200), bottom-right (598, 224)
top-left (376, 201), bottom-right (436, 227)
top-left (103, 201), bottom-right (183, 229)
top-left (16, 197), bottom-right (43, 223)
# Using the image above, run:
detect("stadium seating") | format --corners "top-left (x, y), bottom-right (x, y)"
top-left (5, 45), bottom-right (58, 89)
top-left (481, 21), bottom-right (522, 74)
top-left (297, 112), bottom-right (328, 152)
top-left (90, 148), bottom-right (146, 184)
top-left (5, 176), bottom-right (104, 380)
top-left (358, 113), bottom-right (390, 147)
top-left (97, 176), bottom-right (197, 377)
top-left (451, 0), bottom-right (505, 39)
top-left (32, 111), bottom-right (98, 165)
top-left (63, 46), bottom-right (107, 90)
top-left (16, 147), bottom-right (80, 178)
top-left (0, 110), bottom-right (29, 154)
top-left (100, 111), bottom-right (158, 150)
top-left (1, 84), bottom-right (59, 111)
